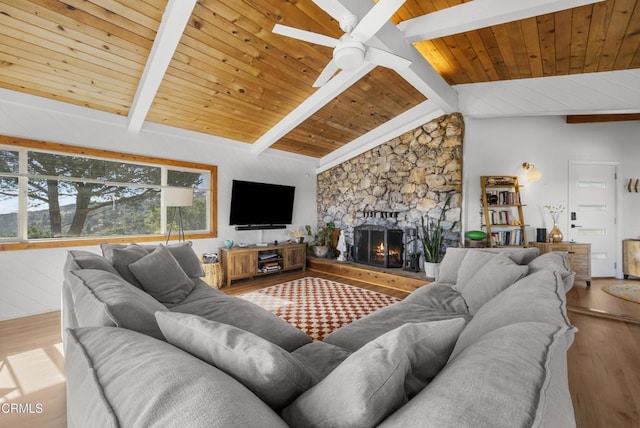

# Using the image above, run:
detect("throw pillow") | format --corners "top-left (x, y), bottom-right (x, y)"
top-left (460, 253), bottom-right (528, 315)
top-left (155, 312), bottom-right (314, 409)
top-left (67, 269), bottom-right (168, 340)
top-left (64, 250), bottom-right (120, 279)
top-left (282, 318), bottom-right (466, 428)
top-left (454, 250), bottom-right (497, 292)
top-left (528, 252), bottom-right (576, 292)
top-left (129, 245), bottom-right (195, 304)
top-left (142, 242), bottom-right (204, 278)
top-left (103, 244), bottom-right (149, 288)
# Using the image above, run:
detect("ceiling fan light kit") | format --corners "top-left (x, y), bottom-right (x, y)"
top-left (334, 39), bottom-right (366, 70)
top-left (273, 0), bottom-right (409, 87)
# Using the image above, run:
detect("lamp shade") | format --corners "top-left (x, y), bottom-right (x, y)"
top-left (522, 163), bottom-right (542, 182)
top-left (164, 187), bottom-right (193, 207)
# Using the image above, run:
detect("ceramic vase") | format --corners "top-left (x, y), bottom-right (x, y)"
top-left (549, 224), bottom-right (563, 243)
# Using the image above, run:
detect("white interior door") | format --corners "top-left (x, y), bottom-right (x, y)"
top-left (568, 163), bottom-right (617, 277)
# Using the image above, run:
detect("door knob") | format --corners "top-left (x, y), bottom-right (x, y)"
top-left (571, 224), bottom-right (582, 228)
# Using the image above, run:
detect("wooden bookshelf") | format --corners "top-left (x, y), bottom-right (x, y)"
top-left (480, 176), bottom-right (528, 247)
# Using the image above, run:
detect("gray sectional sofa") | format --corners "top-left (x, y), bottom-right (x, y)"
top-left (62, 243), bottom-right (578, 427)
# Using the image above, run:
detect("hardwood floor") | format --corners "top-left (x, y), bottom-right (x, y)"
top-left (0, 311), bottom-right (66, 428)
top-left (1, 273), bottom-right (638, 427)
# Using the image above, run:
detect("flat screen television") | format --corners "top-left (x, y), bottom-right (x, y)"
top-left (229, 180), bottom-right (295, 229)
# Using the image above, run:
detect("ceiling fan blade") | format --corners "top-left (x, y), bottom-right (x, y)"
top-left (352, 0), bottom-right (406, 42)
top-left (313, 0), bottom-right (352, 21)
top-left (272, 24), bottom-right (338, 48)
top-left (365, 47), bottom-right (411, 70)
top-left (313, 60), bottom-right (340, 87)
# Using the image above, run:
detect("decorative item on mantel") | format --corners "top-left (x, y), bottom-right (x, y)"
top-left (336, 230), bottom-right (347, 262)
top-left (545, 204), bottom-right (565, 243)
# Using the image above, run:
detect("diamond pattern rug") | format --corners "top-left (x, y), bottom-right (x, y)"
top-left (239, 277), bottom-right (401, 340)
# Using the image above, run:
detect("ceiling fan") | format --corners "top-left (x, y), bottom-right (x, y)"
top-left (273, 0), bottom-right (410, 88)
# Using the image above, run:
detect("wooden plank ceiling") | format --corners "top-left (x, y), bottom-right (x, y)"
top-left (0, 0), bottom-right (638, 158)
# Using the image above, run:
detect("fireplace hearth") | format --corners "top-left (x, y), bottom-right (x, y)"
top-left (353, 225), bottom-right (403, 268)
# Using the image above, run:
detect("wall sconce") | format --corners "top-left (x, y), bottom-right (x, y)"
top-left (522, 162), bottom-right (542, 182)
top-left (164, 187), bottom-right (194, 244)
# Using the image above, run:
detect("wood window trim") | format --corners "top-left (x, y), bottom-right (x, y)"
top-left (0, 135), bottom-right (217, 251)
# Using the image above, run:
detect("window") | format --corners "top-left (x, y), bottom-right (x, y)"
top-left (0, 138), bottom-right (217, 250)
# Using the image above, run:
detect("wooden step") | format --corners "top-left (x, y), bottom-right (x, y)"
top-left (307, 257), bottom-right (429, 293)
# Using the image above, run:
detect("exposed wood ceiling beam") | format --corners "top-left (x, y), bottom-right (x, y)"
top-left (343, 0), bottom-right (458, 112)
top-left (250, 63), bottom-right (377, 155)
top-left (399, 0), bottom-right (605, 43)
top-left (566, 114), bottom-right (640, 124)
top-left (252, 0), bottom-right (459, 156)
top-left (127, 0), bottom-right (197, 133)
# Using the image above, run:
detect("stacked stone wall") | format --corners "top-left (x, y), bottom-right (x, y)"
top-left (316, 113), bottom-right (464, 253)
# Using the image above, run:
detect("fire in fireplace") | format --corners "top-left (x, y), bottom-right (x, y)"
top-left (353, 225), bottom-right (403, 268)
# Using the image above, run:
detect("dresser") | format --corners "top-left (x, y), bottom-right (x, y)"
top-left (529, 242), bottom-right (591, 287)
top-left (623, 239), bottom-right (640, 279)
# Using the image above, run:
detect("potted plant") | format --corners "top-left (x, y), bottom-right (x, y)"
top-left (419, 194), bottom-right (453, 278)
top-left (306, 222), bottom-right (335, 258)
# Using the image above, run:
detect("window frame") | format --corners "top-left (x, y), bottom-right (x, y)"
top-left (0, 135), bottom-right (217, 251)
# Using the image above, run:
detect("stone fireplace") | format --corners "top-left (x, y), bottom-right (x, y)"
top-left (316, 113), bottom-right (464, 262)
top-left (353, 225), bottom-right (403, 268)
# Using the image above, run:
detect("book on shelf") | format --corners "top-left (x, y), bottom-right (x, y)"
top-left (485, 190), bottom-right (521, 205)
top-left (485, 176), bottom-right (516, 186)
top-left (490, 229), bottom-right (523, 246)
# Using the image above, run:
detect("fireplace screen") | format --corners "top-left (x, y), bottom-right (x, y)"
top-left (353, 225), bottom-right (403, 268)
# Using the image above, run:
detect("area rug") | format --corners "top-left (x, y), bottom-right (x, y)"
top-left (239, 277), bottom-right (401, 340)
top-left (601, 283), bottom-right (640, 304)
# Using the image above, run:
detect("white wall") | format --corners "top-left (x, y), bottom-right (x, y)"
top-left (463, 115), bottom-right (640, 278)
top-left (0, 92), bottom-right (318, 320)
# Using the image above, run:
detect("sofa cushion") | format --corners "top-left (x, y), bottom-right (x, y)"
top-left (454, 250), bottom-right (498, 291)
top-left (169, 283), bottom-right (312, 352)
top-left (323, 302), bottom-right (471, 352)
top-left (67, 269), bottom-right (167, 340)
top-left (401, 282), bottom-right (469, 314)
top-left (378, 322), bottom-right (576, 428)
top-left (129, 245), bottom-right (195, 304)
top-left (528, 251), bottom-right (576, 292)
top-left (65, 326), bottom-right (288, 428)
top-left (156, 312), bottom-right (314, 409)
top-left (102, 243), bottom-right (149, 288)
top-left (142, 242), bottom-right (204, 278)
top-left (439, 247), bottom-right (539, 286)
top-left (460, 253), bottom-right (529, 314)
top-left (290, 341), bottom-right (351, 384)
top-left (284, 319), bottom-right (465, 428)
top-left (451, 270), bottom-right (574, 359)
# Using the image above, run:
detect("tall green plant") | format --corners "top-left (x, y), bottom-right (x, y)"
top-left (419, 194), bottom-right (453, 263)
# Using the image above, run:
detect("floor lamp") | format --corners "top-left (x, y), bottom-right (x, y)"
top-left (164, 187), bottom-right (194, 244)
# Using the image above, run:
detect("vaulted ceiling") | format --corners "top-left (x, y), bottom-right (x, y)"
top-left (0, 0), bottom-right (638, 160)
